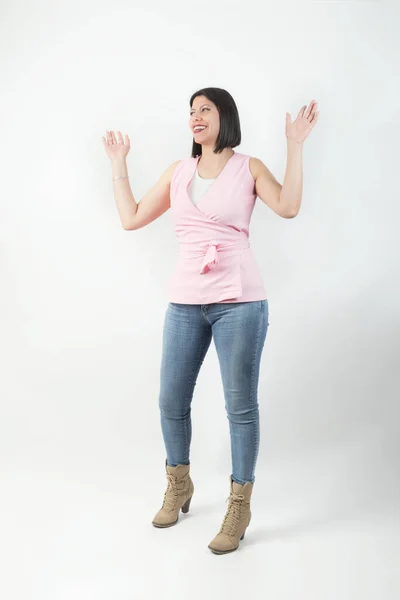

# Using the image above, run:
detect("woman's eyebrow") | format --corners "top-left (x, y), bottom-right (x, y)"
top-left (190, 104), bottom-right (211, 110)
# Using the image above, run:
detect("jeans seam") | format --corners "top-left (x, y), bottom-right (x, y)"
top-left (248, 301), bottom-right (268, 482)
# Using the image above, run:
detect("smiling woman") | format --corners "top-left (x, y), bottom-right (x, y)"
top-left (101, 85), bottom-right (319, 555)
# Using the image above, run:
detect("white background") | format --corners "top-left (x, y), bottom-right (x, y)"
top-left (1, 0), bottom-right (399, 598)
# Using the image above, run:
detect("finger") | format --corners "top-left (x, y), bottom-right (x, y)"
top-left (298, 105), bottom-right (307, 119)
top-left (306, 100), bottom-right (317, 120)
top-left (310, 110), bottom-right (319, 124)
top-left (308, 110), bottom-right (318, 125)
top-left (304, 101), bottom-right (313, 119)
top-left (107, 130), bottom-right (113, 144)
top-left (111, 131), bottom-right (117, 144)
top-left (116, 130), bottom-right (123, 144)
top-left (310, 105), bottom-right (319, 122)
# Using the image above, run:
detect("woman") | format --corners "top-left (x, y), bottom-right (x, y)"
top-left (102, 87), bottom-right (319, 555)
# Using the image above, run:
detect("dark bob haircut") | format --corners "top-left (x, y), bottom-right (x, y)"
top-left (189, 87), bottom-right (241, 158)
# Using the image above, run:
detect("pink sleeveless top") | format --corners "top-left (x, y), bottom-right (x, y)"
top-left (167, 150), bottom-right (267, 304)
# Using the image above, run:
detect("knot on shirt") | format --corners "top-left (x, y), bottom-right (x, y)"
top-left (200, 240), bottom-right (219, 274)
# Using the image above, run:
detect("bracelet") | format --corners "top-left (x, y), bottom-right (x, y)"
top-left (112, 175), bottom-right (129, 181)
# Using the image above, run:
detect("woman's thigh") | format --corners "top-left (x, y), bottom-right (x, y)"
top-left (209, 300), bottom-right (269, 410)
top-left (158, 303), bottom-right (213, 410)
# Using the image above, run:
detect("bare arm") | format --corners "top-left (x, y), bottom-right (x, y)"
top-left (111, 158), bottom-right (180, 230)
top-left (251, 101), bottom-right (318, 219)
top-left (249, 157), bottom-right (290, 218)
top-left (102, 130), bottom-right (180, 230)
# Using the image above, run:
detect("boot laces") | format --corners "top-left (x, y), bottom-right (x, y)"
top-left (162, 473), bottom-right (185, 511)
top-left (220, 492), bottom-right (245, 536)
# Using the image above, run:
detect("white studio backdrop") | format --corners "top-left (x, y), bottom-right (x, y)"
top-left (1, 1), bottom-right (399, 599)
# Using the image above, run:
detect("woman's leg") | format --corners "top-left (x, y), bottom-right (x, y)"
top-left (158, 302), bottom-right (212, 467)
top-left (210, 300), bottom-right (269, 484)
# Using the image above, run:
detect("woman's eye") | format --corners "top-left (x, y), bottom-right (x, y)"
top-left (190, 108), bottom-right (209, 115)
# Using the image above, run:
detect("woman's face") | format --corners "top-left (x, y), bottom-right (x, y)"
top-left (189, 96), bottom-right (220, 145)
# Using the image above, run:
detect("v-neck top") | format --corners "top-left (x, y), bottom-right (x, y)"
top-left (167, 150), bottom-right (267, 304)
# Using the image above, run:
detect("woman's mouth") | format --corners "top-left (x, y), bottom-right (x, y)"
top-left (193, 126), bottom-right (207, 134)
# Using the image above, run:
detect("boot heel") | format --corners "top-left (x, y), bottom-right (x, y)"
top-left (181, 495), bottom-right (192, 514)
top-left (240, 531), bottom-right (245, 540)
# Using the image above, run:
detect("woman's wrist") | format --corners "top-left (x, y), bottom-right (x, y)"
top-left (286, 137), bottom-right (304, 149)
top-left (111, 157), bottom-right (128, 180)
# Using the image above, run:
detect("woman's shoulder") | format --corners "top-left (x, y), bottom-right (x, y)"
top-left (232, 151), bottom-right (259, 182)
top-left (247, 156), bottom-right (265, 182)
top-left (171, 155), bottom-right (197, 174)
top-left (168, 156), bottom-right (193, 188)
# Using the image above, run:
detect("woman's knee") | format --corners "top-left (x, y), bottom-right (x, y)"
top-left (225, 401), bottom-right (259, 424)
top-left (159, 397), bottom-right (191, 421)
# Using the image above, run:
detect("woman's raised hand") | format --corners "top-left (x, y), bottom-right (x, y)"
top-left (285, 101), bottom-right (319, 144)
top-left (102, 130), bottom-right (131, 161)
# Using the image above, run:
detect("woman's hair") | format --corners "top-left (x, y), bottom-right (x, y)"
top-left (189, 87), bottom-right (241, 157)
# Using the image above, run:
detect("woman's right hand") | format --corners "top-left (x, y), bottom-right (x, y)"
top-left (102, 130), bottom-right (130, 162)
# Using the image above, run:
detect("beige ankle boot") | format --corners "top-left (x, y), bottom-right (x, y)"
top-left (208, 475), bottom-right (254, 554)
top-left (152, 459), bottom-right (194, 528)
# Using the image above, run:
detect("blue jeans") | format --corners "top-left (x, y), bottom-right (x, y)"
top-left (158, 300), bottom-right (269, 485)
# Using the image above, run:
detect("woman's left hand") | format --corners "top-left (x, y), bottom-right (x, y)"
top-left (286, 100), bottom-right (319, 144)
